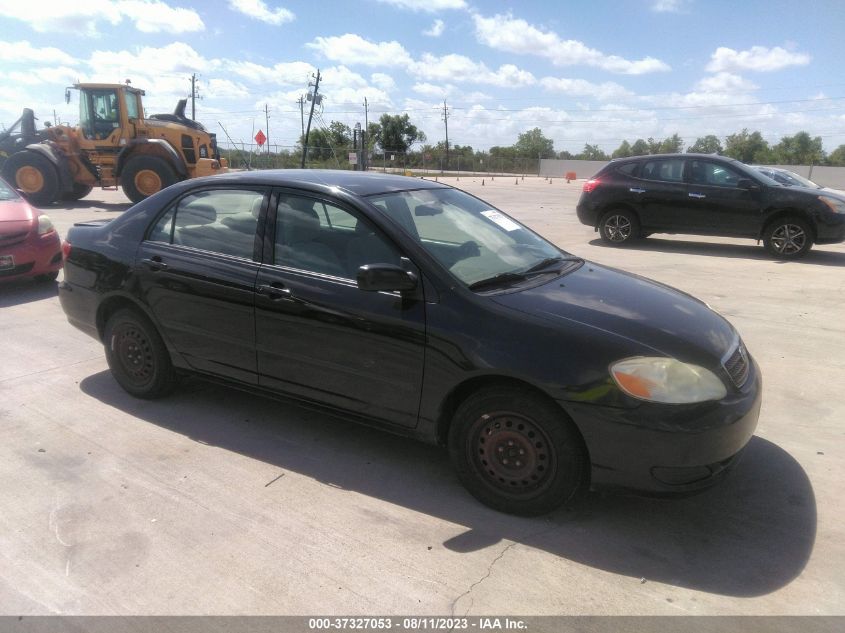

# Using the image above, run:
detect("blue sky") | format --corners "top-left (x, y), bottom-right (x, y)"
top-left (0, 0), bottom-right (843, 156)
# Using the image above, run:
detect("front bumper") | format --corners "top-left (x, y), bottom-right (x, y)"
top-left (562, 357), bottom-right (762, 494)
top-left (0, 232), bottom-right (62, 282)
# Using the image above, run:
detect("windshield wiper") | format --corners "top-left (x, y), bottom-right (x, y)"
top-left (468, 271), bottom-right (528, 291)
top-left (522, 256), bottom-right (582, 274)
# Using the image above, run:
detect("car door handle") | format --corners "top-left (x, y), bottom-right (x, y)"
top-left (629, 187), bottom-right (646, 194)
top-left (257, 283), bottom-right (293, 300)
top-left (141, 257), bottom-right (168, 271)
top-left (688, 192), bottom-right (706, 199)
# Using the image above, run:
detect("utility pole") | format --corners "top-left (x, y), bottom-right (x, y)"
top-left (301, 69), bottom-right (322, 169)
top-left (363, 97), bottom-right (369, 171)
top-left (190, 73), bottom-right (199, 120)
top-left (442, 100), bottom-right (450, 172)
top-left (298, 96), bottom-right (305, 138)
top-left (265, 103), bottom-right (270, 156)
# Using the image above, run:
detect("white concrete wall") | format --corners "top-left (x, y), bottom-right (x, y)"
top-left (539, 159), bottom-right (845, 189)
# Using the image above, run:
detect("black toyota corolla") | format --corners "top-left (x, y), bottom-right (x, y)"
top-left (59, 170), bottom-right (761, 515)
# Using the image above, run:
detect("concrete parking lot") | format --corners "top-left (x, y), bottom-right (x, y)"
top-left (1, 175), bottom-right (843, 615)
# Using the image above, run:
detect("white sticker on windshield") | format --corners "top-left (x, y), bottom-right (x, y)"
top-left (481, 210), bottom-right (521, 232)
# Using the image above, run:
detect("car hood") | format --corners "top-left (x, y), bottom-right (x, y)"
top-left (492, 262), bottom-right (737, 365)
top-left (0, 199), bottom-right (36, 223)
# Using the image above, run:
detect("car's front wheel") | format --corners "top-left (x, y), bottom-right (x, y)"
top-left (599, 209), bottom-right (640, 245)
top-left (448, 386), bottom-right (587, 516)
top-left (104, 308), bottom-right (176, 399)
top-left (763, 216), bottom-right (813, 259)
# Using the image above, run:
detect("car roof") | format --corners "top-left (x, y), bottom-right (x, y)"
top-left (186, 169), bottom-right (450, 197)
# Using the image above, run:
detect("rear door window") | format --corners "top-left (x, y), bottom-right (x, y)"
top-left (639, 159), bottom-right (685, 183)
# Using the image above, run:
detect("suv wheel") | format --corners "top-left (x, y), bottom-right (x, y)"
top-left (599, 209), bottom-right (640, 245)
top-left (763, 216), bottom-right (813, 259)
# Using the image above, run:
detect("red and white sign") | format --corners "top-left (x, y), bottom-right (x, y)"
top-left (254, 130), bottom-right (266, 146)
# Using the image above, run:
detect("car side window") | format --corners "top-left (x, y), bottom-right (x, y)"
top-left (640, 159), bottom-right (685, 183)
top-left (274, 194), bottom-right (401, 279)
top-left (147, 189), bottom-right (264, 259)
top-left (689, 161), bottom-right (742, 188)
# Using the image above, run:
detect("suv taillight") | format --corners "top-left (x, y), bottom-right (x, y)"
top-left (582, 178), bottom-right (600, 193)
top-left (62, 240), bottom-right (72, 261)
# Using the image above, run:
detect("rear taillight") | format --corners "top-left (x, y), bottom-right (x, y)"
top-left (582, 178), bottom-right (600, 193)
top-left (62, 240), bottom-right (72, 261)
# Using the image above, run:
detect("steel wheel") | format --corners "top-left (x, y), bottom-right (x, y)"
top-left (599, 209), bottom-right (640, 245)
top-left (16, 165), bottom-right (44, 193)
top-left (104, 309), bottom-right (176, 399)
top-left (449, 386), bottom-right (587, 516)
top-left (134, 169), bottom-right (163, 197)
top-left (763, 216), bottom-right (813, 259)
top-left (469, 411), bottom-right (557, 497)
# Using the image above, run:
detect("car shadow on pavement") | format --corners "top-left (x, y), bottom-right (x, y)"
top-left (80, 371), bottom-right (816, 599)
top-left (0, 278), bottom-right (58, 306)
top-left (589, 237), bottom-right (845, 266)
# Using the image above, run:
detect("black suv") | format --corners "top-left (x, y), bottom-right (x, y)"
top-left (576, 153), bottom-right (845, 258)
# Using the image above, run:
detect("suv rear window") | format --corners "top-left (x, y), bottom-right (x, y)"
top-left (640, 159), bottom-right (685, 183)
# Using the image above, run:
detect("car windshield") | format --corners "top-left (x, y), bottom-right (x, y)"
top-left (367, 187), bottom-right (568, 287)
top-left (0, 178), bottom-right (21, 201)
top-left (776, 170), bottom-right (820, 188)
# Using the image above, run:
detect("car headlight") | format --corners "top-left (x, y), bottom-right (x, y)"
top-left (610, 357), bottom-right (727, 404)
top-left (37, 215), bottom-right (55, 235)
top-left (819, 195), bottom-right (845, 214)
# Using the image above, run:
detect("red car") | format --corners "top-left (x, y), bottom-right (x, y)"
top-left (0, 177), bottom-right (62, 283)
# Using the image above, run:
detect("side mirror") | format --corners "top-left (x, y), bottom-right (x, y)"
top-left (65, 88), bottom-right (71, 104)
top-left (737, 178), bottom-right (760, 190)
top-left (357, 264), bottom-right (417, 292)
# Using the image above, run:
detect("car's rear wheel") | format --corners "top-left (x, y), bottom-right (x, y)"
top-left (763, 216), bottom-right (813, 259)
top-left (104, 308), bottom-right (176, 399)
top-left (448, 386), bottom-right (587, 516)
top-left (599, 209), bottom-right (640, 245)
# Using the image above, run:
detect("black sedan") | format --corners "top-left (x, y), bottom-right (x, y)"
top-left (576, 153), bottom-right (845, 258)
top-left (59, 170), bottom-right (761, 515)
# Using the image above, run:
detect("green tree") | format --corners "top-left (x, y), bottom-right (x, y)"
top-left (630, 139), bottom-right (649, 156)
top-left (611, 140), bottom-right (632, 159)
top-left (724, 129), bottom-right (770, 164)
top-left (828, 144), bottom-right (845, 166)
top-left (577, 144), bottom-right (609, 161)
top-left (371, 114), bottom-right (425, 154)
top-left (513, 128), bottom-right (555, 158)
top-left (660, 133), bottom-right (684, 153)
top-left (688, 135), bottom-right (723, 154)
top-left (770, 131), bottom-right (825, 165)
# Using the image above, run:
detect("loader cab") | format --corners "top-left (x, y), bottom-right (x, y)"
top-left (74, 84), bottom-right (143, 143)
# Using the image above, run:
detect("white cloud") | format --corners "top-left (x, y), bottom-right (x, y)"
top-left (370, 73), bottom-right (396, 91)
top-left (410, 53), bottom-right (535, 87)
top-left (228, 0), bottom-right (295, 25)
top-left (374, 0), bottom-right (466, 12)
top-left (651, 0), bottom-right (690, 13)
top-left (423, 19), bottom-right (445, 37)
top-left (540, 77), bottom-right (634, 100)
top-left (307, 34), bottom-right (412, 67)
top-left (116, 1), bottom-right (205, 33)
top-left (473, 12), bottom-right (670, 74)
top-left (412, 82), bottom-right (453, 98)
top-left (0, 41), bottom-right (78, 66)
top-left (226, 60), bottom-right (315, 86)
top-left (206, 79), bottom-right (250, 99)
top-left (1, 67), bottom-right (79, 86)
top-left (706, 46), bottom-right (811, 73)
top-left (0, 1), bottom-right (203, 36)
top-left (693, 72), bottom-right (758, 93)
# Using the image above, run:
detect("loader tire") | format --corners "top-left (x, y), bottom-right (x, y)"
top-left (2, 151), bottom-right (59, 206)
top-left (121, 155), bottom-right (177, 204)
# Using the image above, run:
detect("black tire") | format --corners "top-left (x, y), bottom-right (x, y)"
top-left (35, 271), bottom-right (59, 283)
top-left (1, 151), bottom-right (59, 206)
top-left (103, 308), bottom-right (176, 399)
top-left (763, 216), bottom-right (813, 259)
top-left (598, 208), bottom-right (640, 245)
top-left (61, 182), bottom-right (93, 202)
top-left (120, 155), bottom-right (177, 204)
top-left (448, 386), bottom-right (587, 516)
